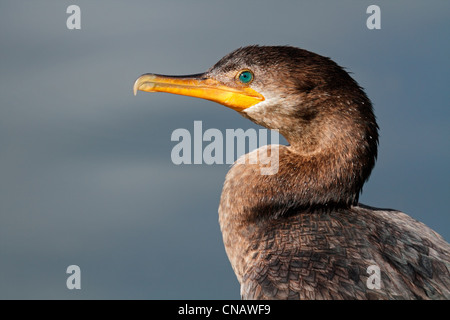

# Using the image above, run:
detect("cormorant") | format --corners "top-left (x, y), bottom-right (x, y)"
top-left (134, 45), bottom-right (450, 299)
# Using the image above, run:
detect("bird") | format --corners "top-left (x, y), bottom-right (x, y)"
top-left (133, 45), bottom-right (450, 299)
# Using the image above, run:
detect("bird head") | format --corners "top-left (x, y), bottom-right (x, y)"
top-left (134, 45), bottom-right (378, 157)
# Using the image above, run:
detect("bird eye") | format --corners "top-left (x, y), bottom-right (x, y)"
top-left (237, 70), bottom-right (254, 84)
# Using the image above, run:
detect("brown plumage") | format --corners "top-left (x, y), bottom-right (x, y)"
top-left (134, 45), bottom-right (450, 299)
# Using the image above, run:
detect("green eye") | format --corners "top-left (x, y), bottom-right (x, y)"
top-left (238, 70), bottom-right (254, 84)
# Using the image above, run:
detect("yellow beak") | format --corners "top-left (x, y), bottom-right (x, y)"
top-left (133, 73), bottom-right (264, 112)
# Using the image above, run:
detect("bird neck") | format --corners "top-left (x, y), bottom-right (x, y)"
top-left (240, 92), bottom-right (378, 210)
top-left (221, 137), bottom-right (372, 223)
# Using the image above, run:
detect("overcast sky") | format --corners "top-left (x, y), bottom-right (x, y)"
top-left (1, 1), bottom-right (449, 299)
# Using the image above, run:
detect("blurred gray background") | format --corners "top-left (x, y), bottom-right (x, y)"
top-left (0, 1), bottom-right (449, 299)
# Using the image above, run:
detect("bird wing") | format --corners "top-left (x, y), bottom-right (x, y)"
top-left (240, 206), bottom-right (450, 300)
top-left (361, 205), bottom-right (450, 299)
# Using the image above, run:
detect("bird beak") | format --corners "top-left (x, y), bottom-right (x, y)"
top-left (133, 73), bottom-right (264, 112)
